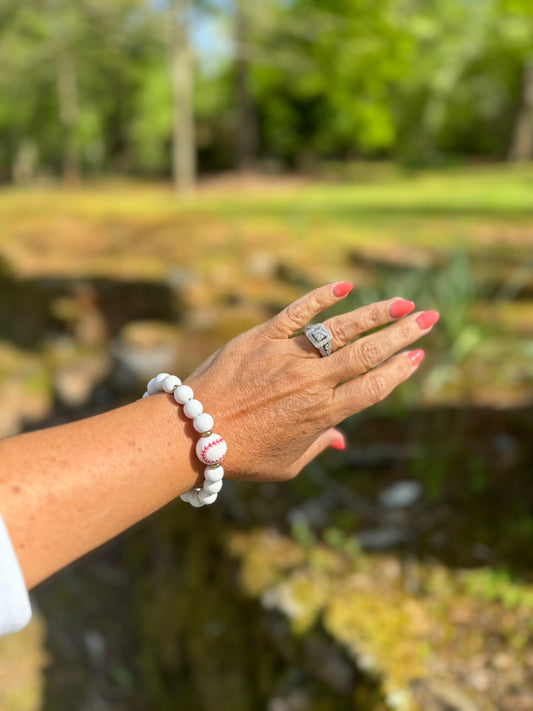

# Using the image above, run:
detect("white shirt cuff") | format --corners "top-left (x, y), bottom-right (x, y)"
top-left (0, 514), bottom-right (32, 636)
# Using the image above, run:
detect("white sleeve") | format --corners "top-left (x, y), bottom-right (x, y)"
top-left (0, 514), bottom-right (32, 636)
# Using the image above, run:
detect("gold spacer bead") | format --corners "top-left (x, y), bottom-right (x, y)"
top-left (201, 430), bottom-right (212, 438)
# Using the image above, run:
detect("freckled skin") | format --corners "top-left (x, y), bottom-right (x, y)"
top-left (0, 283), bottom-right (436, 589)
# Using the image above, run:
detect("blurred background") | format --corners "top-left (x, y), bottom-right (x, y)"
top-left (0, 1), bottom-right (532, 710)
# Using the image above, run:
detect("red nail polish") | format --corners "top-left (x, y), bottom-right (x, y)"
top-left (390, 299), bottom-right (415, 319)
top-left (333, 282), bottom-right (353, 298)
top-left (416, 310), bottom-right (439, 330)
top-left (330, 438), bottom-right (346, 451)
top-left (408, 349), bottom-right (425, 367)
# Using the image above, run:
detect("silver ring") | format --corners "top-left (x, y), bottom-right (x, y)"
top-left (303, 323), bottom-right (332, 357)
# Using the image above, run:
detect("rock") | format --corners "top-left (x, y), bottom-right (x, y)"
top-left (286, 498), bottom-right (332, 529)
top-left (246, 251), bottom-right (280, 279)
top-left (355, 526), bottom-right (414, 551)
top-left (267, 690), bottom-right (309, 711)
top-left (378, 480), bottom-right (423, 509)
top-left (111, 321), bottom-right (179, 385)
top-left (411, 678), bottom-right (484, 711)
top-left (84, 629), bottom-right (106, 669)
top-left (302, 635), bottom-right (355, 694)
top-left (53, 353), bottom-right (111, 407)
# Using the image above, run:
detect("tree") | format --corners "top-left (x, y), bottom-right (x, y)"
top-left (509, 58), bottom-right (533, 161)
top-left (169, 0), bottom-right (197, 192)
top-left (233, 0), bottom-right (258, 171)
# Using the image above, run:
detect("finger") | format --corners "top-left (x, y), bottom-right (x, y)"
top-left (332, 349), bottom-right (425, 420)
top-left (322, 297), bottom-right (415, 351)
top-left (326, 310), bottom-right (439, 384)
top-left (264, 281), bottom-right (353, 339)
top-left (287, 428), bottom-right (346, 477)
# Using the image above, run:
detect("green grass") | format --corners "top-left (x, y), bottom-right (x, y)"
top-left (0, 164), bottom-right (531, 285)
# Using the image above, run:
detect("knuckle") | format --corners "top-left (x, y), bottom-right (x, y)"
top-left (367, 303), bottom-right (384, 327)
top-left (357, 340), bottom-right (380, 370)
top-left (330, 321), bottom-right (351, 346)
top-left (364, 373), bottom-right (388, 403)
top-left (399, 321), bottom-right (414, 341)
top-left (284, 301), bottom-right (307, 329)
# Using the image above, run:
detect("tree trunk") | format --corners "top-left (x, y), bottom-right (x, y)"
top-left (508, 59), bottom-right (533, 162)
top-left (49, 0), bottom-right (81, 184)
top-left (234, 0), bottom-right (258, 172)
top-left (170, 0), bottom-right (196, 193)
top-left (56, 45), bottom-right (81, 183)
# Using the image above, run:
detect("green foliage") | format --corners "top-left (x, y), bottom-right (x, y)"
top-left (0, 0), bottom-right (532, 179)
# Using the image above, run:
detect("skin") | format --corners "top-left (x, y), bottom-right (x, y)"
top-left (0, 283), bottom-right (438, 589)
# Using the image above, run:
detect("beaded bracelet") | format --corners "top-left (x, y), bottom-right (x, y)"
top-left (143, 372), bottom-right (227, 507)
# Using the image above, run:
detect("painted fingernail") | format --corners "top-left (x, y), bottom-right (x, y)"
top-left (333, 282), bottom-right (353, 298)
top-left (416, 310), bottom-right (439, 330)
top-left (408, 349), bottom-right (425, 367)
top-left (330, 438), bottom-right (346, 451)
top-left (390, 299), bottom-right (415, 319)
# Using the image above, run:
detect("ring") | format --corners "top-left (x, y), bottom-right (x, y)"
top-left (303, 323), bottom-right (332, 357)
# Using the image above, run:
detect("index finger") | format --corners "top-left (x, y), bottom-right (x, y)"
top-left (262, 282), bottom-right (353, 339)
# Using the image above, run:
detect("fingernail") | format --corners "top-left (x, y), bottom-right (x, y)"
top-left (330, 438), bottom-right (346, 451)
top-left (333, 282), bottom-right (353, 298)
top-left (408, 349), bottom-right (425, 367)
top-left (390, 299), bottom-right (415, 319)
top-left (416, 310), bottom-right (439, 330)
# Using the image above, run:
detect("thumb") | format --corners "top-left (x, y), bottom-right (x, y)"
top-left (289, 428), bottom-right (346, 476)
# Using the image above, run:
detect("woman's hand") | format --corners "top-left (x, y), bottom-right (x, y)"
top-left (186, 282), bottom-right (439, 482)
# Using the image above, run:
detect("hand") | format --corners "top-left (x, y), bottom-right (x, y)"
top-left (186, 282), bottom-right (439, 483)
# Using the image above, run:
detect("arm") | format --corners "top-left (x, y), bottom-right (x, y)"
top-left (0, 283), bottom-right (438, 590)
top-left (0, 395), bottom-right (201, 589)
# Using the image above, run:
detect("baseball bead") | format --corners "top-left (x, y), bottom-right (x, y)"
top-left (196, 434), bottom-right (227, 466)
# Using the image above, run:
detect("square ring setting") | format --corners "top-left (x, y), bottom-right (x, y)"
top-left (303, 323), bottom-right (332, 356)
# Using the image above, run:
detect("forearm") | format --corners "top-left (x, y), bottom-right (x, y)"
top-left (0, 394), bottom-right (201, 589)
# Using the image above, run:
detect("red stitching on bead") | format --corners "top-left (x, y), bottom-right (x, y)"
top-left (201, 436), bottom-right (225, 464)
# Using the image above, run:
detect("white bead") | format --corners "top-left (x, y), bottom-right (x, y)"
top-left (147, 377), bottom-right (160, 395)
top-left (142, 391), bottom-right (149, 398)
top-left (189, 491), bottom-right (205, 507)
top-left (203, 478), bottom-right (223, 495)
top-left (174, 385), bottom-right (194, 405)
top-left (193, 413), bottom-right (214, 433)
top-left (174, 385), bottom-right (194, 404)
top-left (162, 375), bottom-right (181, 393)
top-left (180, 489), bottom-right (194, 503)
top-left (204, 465), bottom-right (224, 483)
top-left (155, 372), bottom-right (169, 385)
top-left (183, 399), bottom-right (203, 419)
top-left (198, 489), bottom-right (218, 505)
top-left (196, 433), bottom-right (227, 466)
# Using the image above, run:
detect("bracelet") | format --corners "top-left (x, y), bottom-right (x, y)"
top-left (143, 372), bottom-right (227, 507)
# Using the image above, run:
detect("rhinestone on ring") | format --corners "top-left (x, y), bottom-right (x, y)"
top-left (303, 323), bottom-right (333, 357)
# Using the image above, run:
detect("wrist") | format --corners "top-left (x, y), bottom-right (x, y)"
top-left (144, 373), bottom-right (227, 507)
